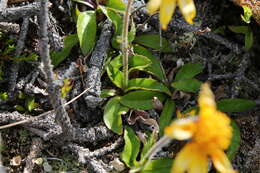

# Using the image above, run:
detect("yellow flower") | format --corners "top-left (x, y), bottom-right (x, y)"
top-left (164, 83), bottom-right (236, 173)
top-left (147, 0), bottom-right (196, 29)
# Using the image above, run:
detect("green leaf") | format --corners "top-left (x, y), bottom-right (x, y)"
top-left (227, 121), bottom-right (241, 161)
top-left (100, 6), bottom-right (134, 49)
top-left (228, 26), bottom-right (253, 50)
top-left (159, 99), bottom-right (175, 136)
top-left (133, 45), bottom-right (166, 81)
top-left (109, 54), bottom-right (152, 71)
top-left (217, 98), bottom-right (256, 113)
top-left (175, 63), bottom-right (203, 81)
top-left (77, 11), bottom-right (96, 55)
top-left (105, 0), bottom-right (126, 11)
top-left (106, 63), bottom-right (124, 89)
top-left (245, 29), bottom-right (253, 51)
top-left (172, 79), bottom-right (202, 93)
top-left (101, 89), bottom-right (117, 98)
top-left (241, 6), bottom-right (252, 24)
top-left (126, 78), bottom-right (171, 96)
top-left (103, 97), bottom-right (129, 134)
top-left (13, 53), bottom-right (38, 62)
top-left (228, 26), bottom-right (249, 34)
top-left (214, 26), bottom-right (226, 35)
top-left (183, 106), bottom-right (199, 114)
top-left (109, 54), bottom-right (123, 68)
top-left (0, 92), bottom-right (8, 100)
top-left (128, 21), bottom-right (136, 44)
top-left (141, 158), bottom-right (172, 173)
top-left (25, 97), bottom-right (38, 112)
top-left (134, 34), bottom-right (172, 53)
top-left (120, 91), bottom-right (166, 110)
top-left (15, 105), bottom-right (26, 112)
top-left (99, 6), bottom-right (122, 35)
top-left (129, 55), bottom-right (151, 72)
top-left (121, 127), bottom-right (140, 167)
top-left (51, 34), bottom-right (79, 67)
top-left (106, 54), bottom-right (152, 88)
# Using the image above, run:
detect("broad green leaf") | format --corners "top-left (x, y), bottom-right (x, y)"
top-left (227, 121), bottom-right (241, 161)
top-left (228, 26), bottom-right (249, 34)
top-left (128, 21), bottom-right (136, 44)
top-left (109, 54), bottom-right (152, 71)
top-left (99, 6), bottom-right (122, 37)
top-left (175, 63), bottom-right (203, 81)
top-left (99, 6), bottom-right (123, 49)
top-left (101, 89), bottom-right (117, 98)
top-left (15, 105), bottom-right (26, 112)
top-left (217, 98), bottom-right (256, 113)
top-left (129, 55), bottom-right (152, 72)
top-left (106, 63), bottom-right (124, 89)
top-left (245, 29), bottom-right (253, 50)
top-left (103, 97), bottom-right (129, 134)
top-left (241, 6), bottom-right (252, 24)
top-left (109, 54), bottom-right (123, 68)
top-left (228, 26), bottom-right (253, 50)
top-left (126, 78), bottom-right (171, 96)
top-left (100, 6), bottom-right (135, 49)
top-left (141, 158), bottom-right (172, 173)
top-left (159, 99), bottom-right (175, 136)
top-left (133, 45), bottom-right (166, 81)
top-left (172, 79), bottom-right (202, 93)
top-left (120, 91), bottom-right (166, 110)
top-left (51, 34), bottom-right (79, 67)
top-left (105, 0), bottom-right (126, 11)
top-left (121, 127), bottom-right (140, 167)
top-left (77, 11), bottom-right (96, 55)
top-left (106, 54), bottom-right (152, 88)
top-left (134, 34), bottom-right (172, 52)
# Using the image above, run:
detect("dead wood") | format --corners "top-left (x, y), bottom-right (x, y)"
top-left (23, 138), bottom-right (43, 173)
top-left (84, 20), bottom-right (113, 109)
top-left (0, 1), bottom-right (40, 22)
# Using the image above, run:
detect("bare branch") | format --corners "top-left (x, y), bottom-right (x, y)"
top-left (39, 0), bottom-right (74, 138)
top-left (0, 2), bottom-right (40, 22)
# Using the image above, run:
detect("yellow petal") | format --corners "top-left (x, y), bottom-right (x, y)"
top-left (160, 0), bottom-right (177, 30)
top-left (177, 0), bottom-right (196, 24)
top-left (164, 117), bottom-right (197, 140)
top-left (198, 83), bottom-right (216, 109)
top-left (147, 0), bottom-right (162, 14)
top-left (172, 143), bottom-right (208, 173)
top-left (211, 150), bottom-right (237, 173)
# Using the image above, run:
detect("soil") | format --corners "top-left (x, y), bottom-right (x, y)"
top-left (0, 0), bottom-right (259, 173)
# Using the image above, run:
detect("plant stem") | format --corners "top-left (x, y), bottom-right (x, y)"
top-left (122, 0), bottom-right (133, 89)
top-left (142, 135), bottom-right (171, 162)
top-left (130, 136), bottom-right (171, 173)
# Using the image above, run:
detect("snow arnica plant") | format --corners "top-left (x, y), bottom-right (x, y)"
top-left (1, 0), bottom-right (259, 172)
top-left (165, 83), bottom-right (236, 173)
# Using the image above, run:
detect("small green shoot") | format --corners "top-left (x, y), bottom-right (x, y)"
top-left (241, 6), bottom-right (252, 24)
top-left (0, 92), bottom-right (8, 100)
